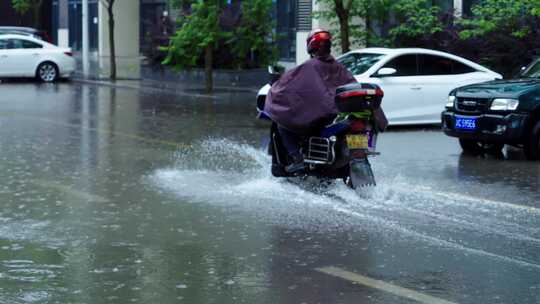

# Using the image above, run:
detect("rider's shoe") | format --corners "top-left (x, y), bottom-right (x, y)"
top-left (285, 154), bottom-right (306, 174)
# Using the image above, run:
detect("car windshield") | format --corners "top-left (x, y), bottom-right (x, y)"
top-left (521, 60), bottom-right (540, 78)
top-left (338, 53), bottom-right (385, 75)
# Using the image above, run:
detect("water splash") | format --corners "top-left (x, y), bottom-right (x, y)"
top-left (150, 138), bottom-right (540, 269)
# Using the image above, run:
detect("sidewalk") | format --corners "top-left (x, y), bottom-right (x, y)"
top-left (72, 54), bottom-right (267, 95)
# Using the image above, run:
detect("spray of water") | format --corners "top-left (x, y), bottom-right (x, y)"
top-left (150, 138), bottom-right (540, 269)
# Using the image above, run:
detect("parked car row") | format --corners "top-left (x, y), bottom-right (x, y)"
top-left (257, 47), bottom-right (540, 160)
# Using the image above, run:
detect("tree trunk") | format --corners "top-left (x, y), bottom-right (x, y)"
top-left (108, 2), bottom-right (116, 80)
top-left (204, 45), bottom-right (213, 93)
top-left (364, 11), bottom-right (370, 47)
top-left (338, 14), bottom-right (350, 53)
top-left (33, 0), bottom-right (43, 29)
top-left (334, 0), bottom-right (350, 53)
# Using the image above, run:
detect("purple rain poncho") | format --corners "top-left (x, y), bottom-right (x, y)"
top-left (264, 56), bottom-right (357, 134)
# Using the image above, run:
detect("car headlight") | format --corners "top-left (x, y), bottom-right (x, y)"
top-left (490, 98), bottom-right (519, 111)
top-left (446, 95), bottom-right (456, 108)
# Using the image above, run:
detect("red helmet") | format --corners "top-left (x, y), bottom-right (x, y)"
top-left (307, 29), bottom-right (332, 54)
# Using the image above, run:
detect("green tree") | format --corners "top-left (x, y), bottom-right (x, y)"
top-left (163, 0), bottom-right (230, 93)
top-left (388, 0), bottom-right (443, 44)
top-left (314, 0), bottom-right (442, 52)
top-left (313, 0), bottom-right (367, 53)
top-left (459, 0), bottom-right (540, 39)
top-left (163, 0), bottom-right (276, 92)
top-left (11, 0), bottom-right (31, 13)
top-left (534, 0), bottom-right (540, 15)
top-left (11, 0), bottom-right (43, 28)
top-left (454, 0), bottom-right (540, 77)
top-left (230, 0), bottom-right (277, 69)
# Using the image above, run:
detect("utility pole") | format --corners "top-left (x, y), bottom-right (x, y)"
top-left (82, 0), bottom-right (89, 76)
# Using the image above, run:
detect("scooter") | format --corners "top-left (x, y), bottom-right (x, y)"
top-left (256, 68), bottom-right (384, 188)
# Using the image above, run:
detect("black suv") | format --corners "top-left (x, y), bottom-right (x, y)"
top-left (442, 58), bottom-right (540, 160)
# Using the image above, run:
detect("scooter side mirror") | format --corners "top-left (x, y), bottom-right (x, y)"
top-left (268, 65), bottom-right (284, 85)
top-left (268, 65), bottom-right (285, 75)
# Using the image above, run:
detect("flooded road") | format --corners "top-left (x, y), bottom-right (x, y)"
top-left (0, 82), bottom-right (538, 303)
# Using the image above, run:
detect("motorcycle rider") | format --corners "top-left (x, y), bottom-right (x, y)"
top-left (264, 29), bottom-right (357, 173)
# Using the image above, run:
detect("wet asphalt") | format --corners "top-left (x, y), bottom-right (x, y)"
top-left (0, 81), bottom-right (538, 304)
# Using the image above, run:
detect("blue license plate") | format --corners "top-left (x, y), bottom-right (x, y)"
top-left (455, 116), bottom-right (477, 130)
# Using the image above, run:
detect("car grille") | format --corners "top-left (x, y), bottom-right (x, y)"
top-left (456, 97), bottom-right (490, 113)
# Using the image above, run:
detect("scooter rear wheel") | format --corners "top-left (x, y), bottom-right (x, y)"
top-left (348, 157), bottom-right (376, 188)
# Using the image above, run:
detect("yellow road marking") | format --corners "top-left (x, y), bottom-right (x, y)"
top-left (32, 180), bottom-right (110, 203)
top-left (316, 267), bottom-right (459, 304)
top-left (0, 112), bottom-right (192, 149)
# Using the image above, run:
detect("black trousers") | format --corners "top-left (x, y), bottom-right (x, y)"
top-left (277, 126), bottom-right (303, 157)
top-left (276, 116), bottom-right (336, 157)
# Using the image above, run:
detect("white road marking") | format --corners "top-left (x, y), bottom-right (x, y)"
top-left (316, 266), bottom-right (459, 304)
top-left (431, 190), bottom-right (540, 214)
top-left (32, 180), bottom-right (109, 203)
top-left (399, 183), bottom-right (540, 214)
top-left (333, 206), bottom-right (540, 270)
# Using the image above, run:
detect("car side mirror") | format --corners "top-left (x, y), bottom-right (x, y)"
top-left (517, 66), bottom-right (528, 78)
top-left (375, 67), bottom-right (397, 77)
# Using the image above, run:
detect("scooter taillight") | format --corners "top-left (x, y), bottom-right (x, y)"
top-left (349, 120), bottom-right (366, 132)
top-left (338, 87), bottom-right (384, 99)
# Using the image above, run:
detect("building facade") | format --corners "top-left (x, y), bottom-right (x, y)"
top-left (45, 0), bottom-right (486, 76)
top-left (0, 0), bottom-right (53, 35)
top-left (51, 0), bottom-right (172, 78)
top-left (51, 0), bottom-right (168, 52)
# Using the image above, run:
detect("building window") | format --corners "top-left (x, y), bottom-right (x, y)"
top-left (275, 0), bottom-right (296, 61)
top-left (297, 0), bottom-right (312, 31)
top-left (140, 0), bottom-right (170, 58)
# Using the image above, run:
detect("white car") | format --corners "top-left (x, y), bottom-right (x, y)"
top-left (258, 48), bottom-right (502, 125)
top-left (0, 34), bottom-right (75, 82)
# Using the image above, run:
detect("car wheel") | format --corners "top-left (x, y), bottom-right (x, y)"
top-left (36, 62), bottom-right (58, 82)
top-left (459, 139), bottom-right (504, 155)
top-left (524, 120), bottom-right (540, 160)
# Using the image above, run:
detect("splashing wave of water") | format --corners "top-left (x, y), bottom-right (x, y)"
top-left (150, 138), bottom-right (540, 269)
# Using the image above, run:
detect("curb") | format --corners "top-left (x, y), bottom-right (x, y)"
top-left (73, 77), bottom-right (260, 98)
